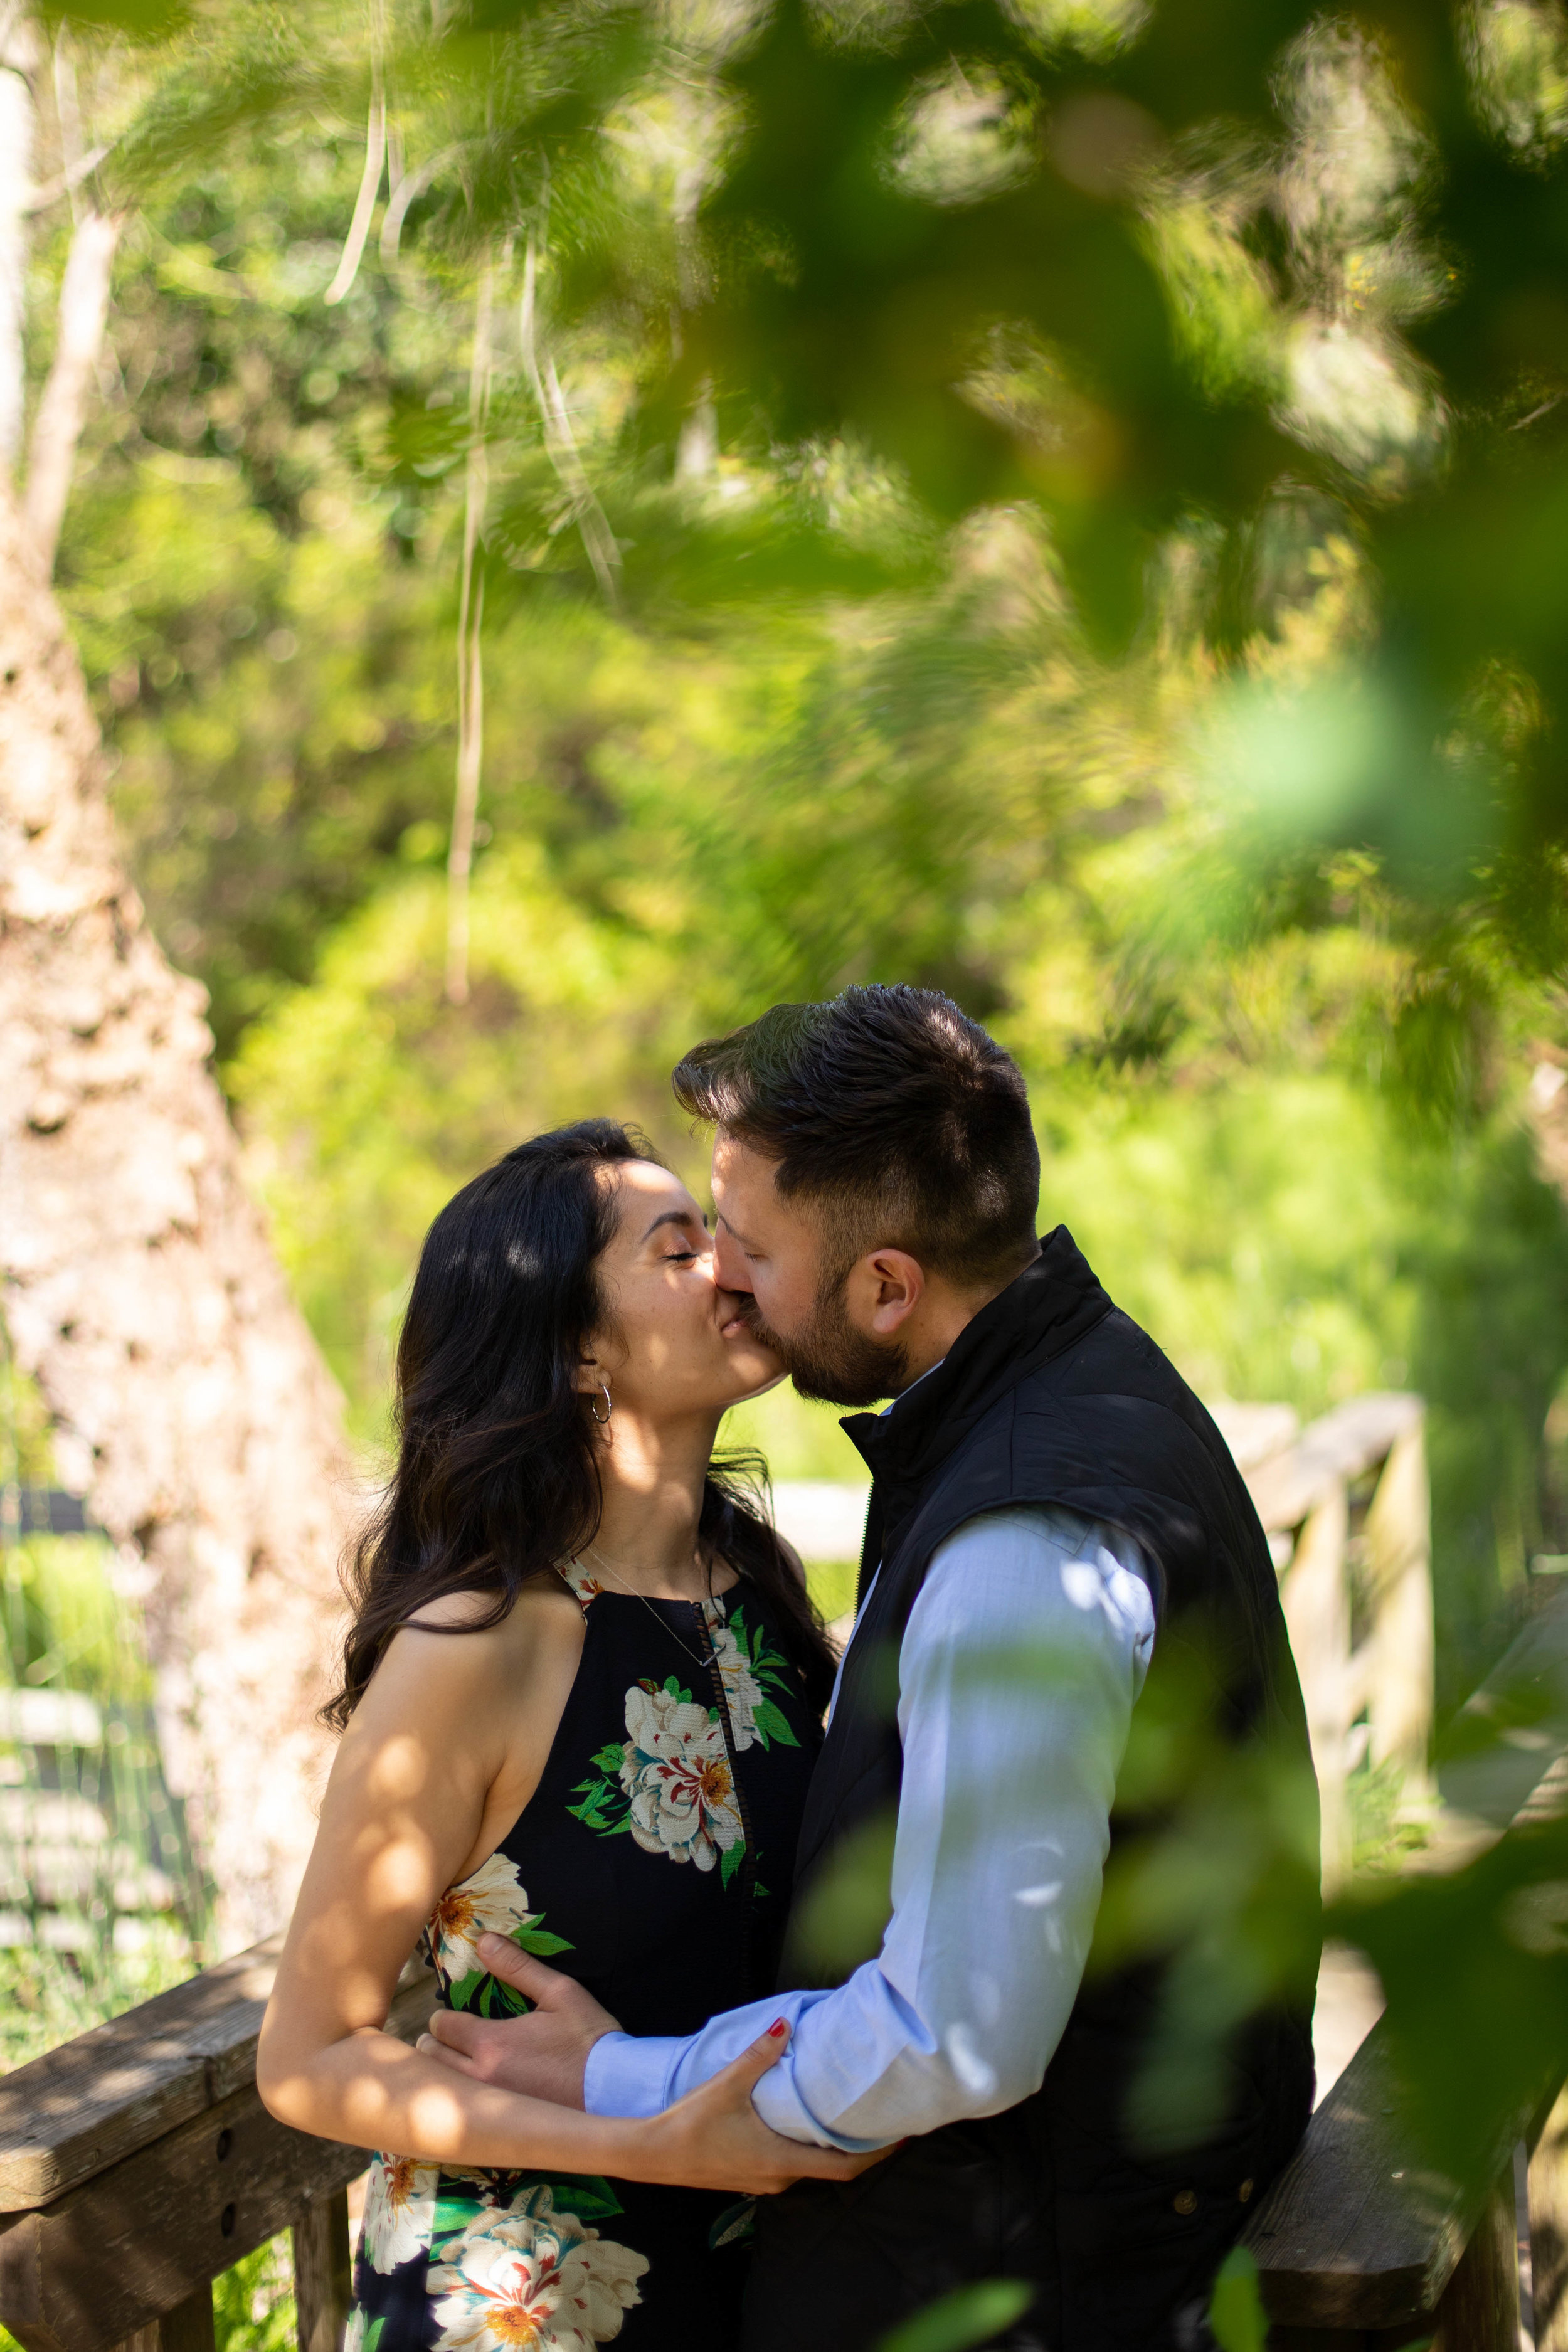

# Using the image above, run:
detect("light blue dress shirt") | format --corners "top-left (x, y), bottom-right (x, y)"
top-left (583, 1503), bottom-right (1157, 2150)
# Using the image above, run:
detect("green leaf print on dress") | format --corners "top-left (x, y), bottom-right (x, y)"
top-left (428, 2185), bottom-right (649, 2351)
top-left (707, 1606), bottom-right (800, 1753)
top-left (426, 1851), bottom-right (575, 2017)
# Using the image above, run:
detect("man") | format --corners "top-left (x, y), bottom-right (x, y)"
top-left (424, 985), bottom-right (1321, 2349)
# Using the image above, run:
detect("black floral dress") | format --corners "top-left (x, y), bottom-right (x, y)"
top-left (346, 1559), bottom-right (820, 2352)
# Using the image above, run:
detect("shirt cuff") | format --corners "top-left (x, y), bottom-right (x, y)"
top-left (748, 2050), bottom-right (865, 2148)
top-left (582, 2030), bottom-right (684, 2121)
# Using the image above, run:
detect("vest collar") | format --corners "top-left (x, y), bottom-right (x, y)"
top-left (839, 1225), bottom-right (1114, 1500)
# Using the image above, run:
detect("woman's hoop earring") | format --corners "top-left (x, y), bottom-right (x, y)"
top-left (590, 1381), bottom-right (613, 1426)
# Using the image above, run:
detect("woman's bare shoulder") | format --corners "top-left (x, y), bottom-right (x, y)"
top-left (401, 1567), bottom-right (581, 1636)
top-left (370, 1572), bottom-right (583, 1715)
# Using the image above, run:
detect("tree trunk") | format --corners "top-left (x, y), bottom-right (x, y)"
top-left (0, 9), bottom-right (36, 483)
top-left (0, 489), bottom-right (352, 1948)
top-left (23, 203), bottom-right (121, 574)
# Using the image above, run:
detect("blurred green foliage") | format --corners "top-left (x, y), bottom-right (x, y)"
top-left (17, 0), bottom-right (1568, 2255)
top-left (27, 38), bottom-right (1568, 1693)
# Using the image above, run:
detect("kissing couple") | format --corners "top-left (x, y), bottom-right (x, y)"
top-left (259, 983), bottom-right (1320, 2352)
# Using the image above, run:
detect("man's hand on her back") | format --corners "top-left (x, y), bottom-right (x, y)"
top-left (416, 1936), bottom-right (618, 2109)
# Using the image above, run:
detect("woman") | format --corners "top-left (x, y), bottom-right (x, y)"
top-left (257, 1120), bottom-right (869, 2352)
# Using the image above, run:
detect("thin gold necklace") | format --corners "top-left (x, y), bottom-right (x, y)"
top-left (578, 1542), bottom-right (715, 1669)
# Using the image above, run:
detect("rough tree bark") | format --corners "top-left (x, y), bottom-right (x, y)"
top-left (0, 489), bottom-right (353, 1947)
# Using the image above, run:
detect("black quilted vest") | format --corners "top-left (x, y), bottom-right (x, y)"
top-left (743, 1229), bottom-right (1320, 2352)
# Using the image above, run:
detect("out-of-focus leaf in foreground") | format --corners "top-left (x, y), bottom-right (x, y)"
top-left (1207, 2245), bottom-right (1268, 2352)
top-left (1088, 1633), bottom-right (1322, 2153)
top-left (876, 2279), bottom-right (1036, 2352)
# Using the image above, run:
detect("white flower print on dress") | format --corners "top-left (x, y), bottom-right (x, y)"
top-left (618, 1684), bottom-right (744, 1871)
top-left (559, 1559), bottom-right (604, 1607)
top-left (703, 1614), bottom-right (763, 1751)
top-left (361, 2152), bottom-right (442, 2274)
top-left (427, 1851), bottom-right (542, 1985)
top-left (428, 2187), bottom-right (648, 2351)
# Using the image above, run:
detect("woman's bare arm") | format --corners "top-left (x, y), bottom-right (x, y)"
top-left (255, 1592), bottom-right (874, 2192)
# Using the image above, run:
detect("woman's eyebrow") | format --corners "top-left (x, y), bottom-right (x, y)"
top-left (640, 1207), bottom-right (703, 1242)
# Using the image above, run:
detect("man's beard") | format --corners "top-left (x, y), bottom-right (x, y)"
top-left (740, 1276), bottom-right (909, 1409)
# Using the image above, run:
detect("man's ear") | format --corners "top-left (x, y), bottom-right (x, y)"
top-left (845, 1248), bottom-right (926, 1336)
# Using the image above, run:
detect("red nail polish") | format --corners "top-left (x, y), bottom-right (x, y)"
top-left (767, 2017), bottom-right (788, 2038)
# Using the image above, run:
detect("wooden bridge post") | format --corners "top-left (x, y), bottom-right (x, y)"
top-left (109, 2290), bottom-right (215, 2352)
top-left (292, 2187), bottom-right (352, 2352)
top-left (1360, 1420), bottom-right (1434, 1797)
top-left (1531, 2084), bottom-right (1568, 2352)
top-left (1430, 2171), bottom-right (1520, 2349)
top-left (1279, 1481), bottom-right (1352, 1887)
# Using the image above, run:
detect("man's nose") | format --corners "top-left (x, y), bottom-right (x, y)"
top-left (712, 1226), bottom-right (753, 1294)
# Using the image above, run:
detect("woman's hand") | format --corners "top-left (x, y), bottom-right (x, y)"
top-left (639, 2020), bottom-right (894, 2195)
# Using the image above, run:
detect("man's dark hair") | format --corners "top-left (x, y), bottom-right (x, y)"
top-left (673, 985), bottom-right (1041, 1287)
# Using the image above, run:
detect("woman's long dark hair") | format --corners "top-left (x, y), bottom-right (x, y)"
top-left (326, 1118), bottom-right (837, 1728)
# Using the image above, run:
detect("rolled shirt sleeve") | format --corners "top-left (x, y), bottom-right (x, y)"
top-left (583, 1504), bottom-right (1156, 2149)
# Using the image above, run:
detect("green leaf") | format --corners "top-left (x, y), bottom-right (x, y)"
top-left (707, 2196), bottom-right (756, 2249)
top-left (362, 2324), bottom-right (386, 2352)
top-left (540, 2173), bottom-right (625, 2221)
top-left (513, 1926), bottom-right (575, 1956)
top-left (876, 2280), bottom-right (1035, 2352)
top-left (1207, 2247), bottom-right (1268, 2352)
top-left (433, 2187), bottom-right (489, 2237)
top-left (478, 1974), bottom-right (530, 2018)
top-left (591, 1744), bottom-right (626, 1774)
top-left (663, 1673), bottom-right (682, 1697)
top-left (445, 1970), bottom-right (485, 2012)
top-left (567, 1777), bottom-right (615, 1823)
top-left (753, 1697), bottom-right (798, 1747)
top-left (719, 1838), bottom-right (744, 1889)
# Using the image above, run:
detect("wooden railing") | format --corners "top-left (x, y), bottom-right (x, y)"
top-left (0, 1932), bottom-right (1560, 2351)
top-left (1214, 1392), bottom-right (1434, 1889)
top-left (1246, 2018), bottom-right (1566, 2349)
top-left (0, 1936), bottom-right (429, 2351)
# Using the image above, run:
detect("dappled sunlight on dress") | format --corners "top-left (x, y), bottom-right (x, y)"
top-left (345, 1563), bottom-right (819, 2352)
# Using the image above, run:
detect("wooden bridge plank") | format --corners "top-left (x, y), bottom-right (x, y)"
top-left (0, 1939), bottom-right (431, 2211)
top-left (1244, 2022), bottom-right (1471, 2329)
